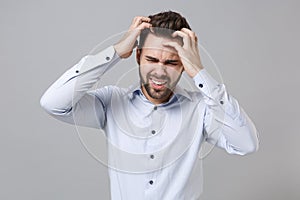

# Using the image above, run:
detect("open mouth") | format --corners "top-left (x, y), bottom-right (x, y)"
top-left (149, 77), bottom-right (168, 90)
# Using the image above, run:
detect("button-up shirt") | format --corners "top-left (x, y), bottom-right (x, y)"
top-left (40, 46), bottom-right (259, 200)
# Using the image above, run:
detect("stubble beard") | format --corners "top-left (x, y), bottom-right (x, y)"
top-left (139, 70), bottom-right (182, 101)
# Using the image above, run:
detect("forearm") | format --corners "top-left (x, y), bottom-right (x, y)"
top-left (194, 69), bottom-right (259, 155)
top-left (205, 95), bottom-right (259, 155)
top-left (40, 46), bottom-right (120, 114)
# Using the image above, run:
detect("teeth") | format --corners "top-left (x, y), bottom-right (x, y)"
top-left (152, 79), bottom-right (166, 85)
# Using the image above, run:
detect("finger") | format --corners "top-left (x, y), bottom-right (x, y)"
top-left (172, 31), bottom-right (191, 48)
top-left (137, 21), bottom-right (152, 29)
top-left (132, 16), bottom-right (151, 28)
top-left (181, 28), bottom-right (198, 49)
top-left (140, 16), bottom-right (151, 22)
top-left (127, 22), bottom-right (151, 42)
top-left (181, 28), bottom-right (196, 39)
top-left (130, 20), bottom-right (151, 31)
top-left (134, 16), bottom-right (151, 22)
top-left (162, 41), bottom-right (184, 55)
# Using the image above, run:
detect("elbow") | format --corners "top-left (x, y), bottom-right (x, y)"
top-left (40, 94), bottom-right (51, 113)
top-left (251, 136), bottom-right (260, 153)
top-left (228, 129), bottom-right (259, 156)
top-left (40, 93), bottom-right (70, 115)
top-left (242, 113), bottom-right (260, 155)
top-left (40, 94), bottom-right (56, 114)
top-left (239, 131), bottom-right (260, 155)
top-left (228, 141), bottom-right (259, 156)
top-left (246, 127), bottom-right (260, 154)
top-left (243, 141), bottom-right (259, 155)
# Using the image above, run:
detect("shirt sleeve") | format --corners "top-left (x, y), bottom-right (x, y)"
top-left (40, 46), bottom-right (121, 129)
top-left (193, 69), bottom-right (259, 155)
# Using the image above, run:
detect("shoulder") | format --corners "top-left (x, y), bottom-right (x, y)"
top-left (92, 85), bottom-right (129, 96)
top-left (88, 85), bottom-right (128, 105)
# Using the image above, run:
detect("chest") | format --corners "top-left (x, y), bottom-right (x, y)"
top-left (106, 93), bottom-right (206, 150)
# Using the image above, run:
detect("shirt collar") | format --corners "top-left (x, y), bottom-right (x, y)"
top-left (126, 83), bottom-right (192, 102)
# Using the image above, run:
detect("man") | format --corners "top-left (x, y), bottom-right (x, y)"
top-left (40, 11), bottom-right (259, 200)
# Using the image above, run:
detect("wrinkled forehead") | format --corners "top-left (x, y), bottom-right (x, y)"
top-left (142, 33), bottom-right (182, 54)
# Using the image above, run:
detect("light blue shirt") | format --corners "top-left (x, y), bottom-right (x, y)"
top-left (40, 46), bottom-right (259, 200)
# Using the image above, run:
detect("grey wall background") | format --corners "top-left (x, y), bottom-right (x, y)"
top-left (1, 0), bottom-right (299, 199)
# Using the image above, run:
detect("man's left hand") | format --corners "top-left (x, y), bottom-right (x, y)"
top-left (163, 28), bottom-right (204, 78)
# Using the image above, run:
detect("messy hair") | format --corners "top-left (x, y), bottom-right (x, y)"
top-left (138, 11), bottom-right (191, 49)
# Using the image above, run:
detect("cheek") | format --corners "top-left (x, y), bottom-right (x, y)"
top-left (140, 65), bottom-right (152, 77)
top-left (140, 63), bottom-right (159, 71)
top-left (167, 68), bottom-right (183, 80)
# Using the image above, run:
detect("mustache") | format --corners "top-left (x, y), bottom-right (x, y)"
top-left (147, 74), bottom-right (170, 82)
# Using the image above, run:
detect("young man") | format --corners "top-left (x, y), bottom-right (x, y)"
top-left (41, 11), bottom-right (259, 200)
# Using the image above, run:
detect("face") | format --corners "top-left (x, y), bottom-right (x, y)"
top-left (137, 33), bottom-right (183, 104)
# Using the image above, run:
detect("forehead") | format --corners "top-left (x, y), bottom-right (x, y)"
top-left (141, 33), bottom-right (180, 57)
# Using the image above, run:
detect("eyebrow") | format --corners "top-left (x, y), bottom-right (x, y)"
top-left (145, 56), bottom-right (159, 62)
top-left (145, 56), bottom-right (179, 64)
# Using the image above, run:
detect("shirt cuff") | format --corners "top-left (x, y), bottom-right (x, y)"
top-left (78, 46), bottom-right (121, 74)
top-left (193, 69), bottom-right (219, 98)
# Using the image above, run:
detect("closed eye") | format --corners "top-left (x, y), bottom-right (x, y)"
top-left (165, 61), bottom-right (178, 66)
top-left (145, 56), bottom-right (159, 63)
top-left (146, 58), bottom-right (158, 63)
top-left (145, 56), bottom-right (180, 66)
top-left (165, 60), bottom-right (179, 66)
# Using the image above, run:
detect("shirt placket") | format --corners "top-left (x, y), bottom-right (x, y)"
top-left (144, 105), bottom-right (167, 199)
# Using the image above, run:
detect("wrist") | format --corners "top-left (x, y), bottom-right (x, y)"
top-left (113, 43), bottom-right (133, 59)
top-left (113, 44), bottom-right (123, 58)
top-left (187, 65), bottom-right (204, 78)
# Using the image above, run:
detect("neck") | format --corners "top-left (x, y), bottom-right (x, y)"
top-left (141, 85), bottom-right (173, 105)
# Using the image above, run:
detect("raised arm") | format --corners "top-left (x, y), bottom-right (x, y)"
top-left (40, 46), bottom-right (120, 128)
top-left (40, 16), bottom-right (152, 129)
top-left (194, 70), bottom-right (259, 155)
top-left (163, 28), bottom-right (259, 155)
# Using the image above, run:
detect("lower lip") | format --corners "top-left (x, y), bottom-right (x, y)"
top-left (150, 79), bottom-right (166, 90)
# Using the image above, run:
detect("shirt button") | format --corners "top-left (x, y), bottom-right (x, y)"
top-left (106, 56), bottom-right (110, 61)
top-left (150, 155), bottom-right (154, 159)
top-left (149, 180), bottom-right (154, 185)
top-left (151, 130), bottom-right (156, 135)
top-left (153, 106), bottom-right (157, 110)
top-left (220, 100), bottom-right (224, 104)
top-left (75, 70), bottom-right (79, 73)
top-left (198, 83), bottom-right (203, 88)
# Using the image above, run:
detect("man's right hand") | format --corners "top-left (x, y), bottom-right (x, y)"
top-left (113, 16), bottom-right (151, 59)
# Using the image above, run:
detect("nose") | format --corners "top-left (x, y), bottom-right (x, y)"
top-left (153, 63), bottom-right (167, 77)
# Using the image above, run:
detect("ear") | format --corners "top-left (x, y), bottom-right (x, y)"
top-left (136, 48), bottom-right (141, 65)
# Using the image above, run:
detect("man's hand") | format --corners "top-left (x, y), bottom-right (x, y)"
top-left (114, 16), bottom-right (152, 59)
top-left (163, 28), bottom-right (204, 78)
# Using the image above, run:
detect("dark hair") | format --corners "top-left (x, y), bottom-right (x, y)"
top-left (138, 11), bottom-right (191, 49)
